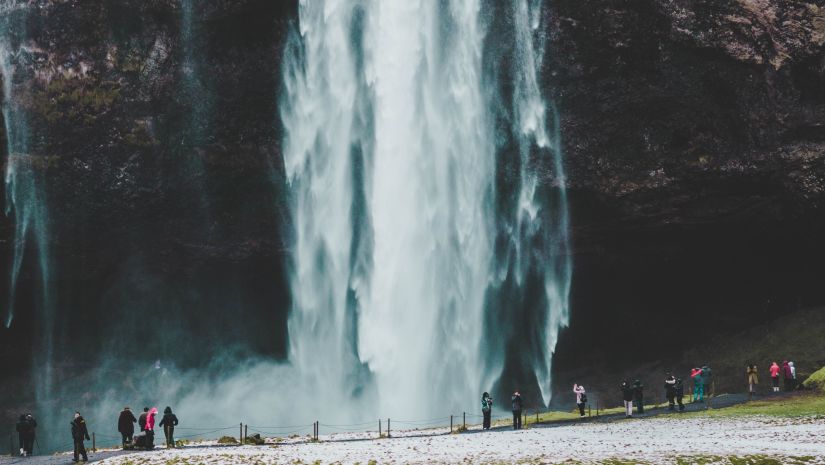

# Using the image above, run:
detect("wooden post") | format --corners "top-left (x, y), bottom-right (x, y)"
top-left (463, 412), bottom-right (466, 431)
top-left (588, 405), bottom-right (591, 417)
top-left (240, 423), bottom-right (243, 445)
top-left (244, 424), bottom-right (248, 443)
top-left (379, 419), bottom-right (382, 437)
top-left (450, 415), bottom-right (453, 433)
top-left (92, 432), bottom-right (96, 452)
top-left (387, 418), bottom-right (391, 438)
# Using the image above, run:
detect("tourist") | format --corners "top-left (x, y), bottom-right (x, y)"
top-left (782, 361), bottom-right (793, 391)
top-left (770, 361), bottom-right (780, 392)
top-left (15, 414), bottom-right (26, 456)
top-left (118, 406), bottom-right (137, 447)
top-left (573, 384), bottom-right (586, 417)
top-left (511, 391), bottom-right (523, 430)
top-left (747, 364), bottom-right (758, 396)
top-left (145, 407), bottom-right (158, 448)
top-left (159, 406), bottom-right (179, 448)
top-left (690, 367), bottom-right (704, 402)
top-left (789, 361), bottom-right (797, 390)
top-left (702, 365), bottom-right (713, 397)
top-left (633, 380), bottom-right (644, 414)
top-left (675, 378), bottom-right (685, 411)
top-left (138, 407), bottom-right (149, 432)
top-left (71, 412), bottom-right (90, 463)
top-left (21, 413), bottom-right (36, 456)
top-left (664, 374), bottom-right (677, 411)
top-left (481, 392), bottom-right (493, 430)
top-left (621, 380), bottom-right (634, 418)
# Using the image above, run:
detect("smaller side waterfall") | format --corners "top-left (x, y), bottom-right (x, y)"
top-left (0, 0), bottom-right (56, 449)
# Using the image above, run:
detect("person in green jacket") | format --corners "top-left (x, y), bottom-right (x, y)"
top-left (691, 368), bottom-right (704, 402)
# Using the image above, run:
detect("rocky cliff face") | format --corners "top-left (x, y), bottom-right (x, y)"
top-left (544, 0), bottom-right (825, 371)
top-left (0, 0), bottom-right (823, 391)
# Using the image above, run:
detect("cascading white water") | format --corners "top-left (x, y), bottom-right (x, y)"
top-left (281, 0), bottom-right (571, 415)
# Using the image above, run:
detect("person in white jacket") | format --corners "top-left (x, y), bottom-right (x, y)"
top-left (573, 384), bottom-right (586, 417)
top-left (789, 362), bottom-right (797, 390)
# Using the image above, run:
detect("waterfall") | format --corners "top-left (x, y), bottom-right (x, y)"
top-left (0, 0), bottom-right (56, 445)
top-left (280, 0), bottom-right (571, 415)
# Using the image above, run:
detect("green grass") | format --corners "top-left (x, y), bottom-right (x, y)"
top-left (696, 392), bottom-right (825, 418)
top-left (670, 457), bottom-right (817, 465)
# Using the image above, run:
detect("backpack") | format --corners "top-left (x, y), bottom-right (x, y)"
top-left (579, 393), bottom-right (587, 404)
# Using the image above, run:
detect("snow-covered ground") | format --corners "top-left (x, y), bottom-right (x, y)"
top-left (95, 416), bottom-right (825, 464)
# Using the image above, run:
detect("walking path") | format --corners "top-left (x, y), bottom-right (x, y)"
top-left (0, 393), bottom-right (786, 465)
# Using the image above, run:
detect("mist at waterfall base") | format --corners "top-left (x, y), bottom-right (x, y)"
top-left (0, 1), bottom-right (571, 451)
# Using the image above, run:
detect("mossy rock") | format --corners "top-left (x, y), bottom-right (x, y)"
top-left (217, 436), bottom-right (238, 444)
top-left (802, 366), bottom-right (825, 391)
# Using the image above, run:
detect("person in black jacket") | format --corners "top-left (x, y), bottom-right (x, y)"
top-left (71, 412), bottom-right (90, 462)
top-left (159, 406), bottom-right (179, 448)
top-left (15, 414), bottom-right (26, 456)
top-left (138, 407), bottom-right (149, 432)
top-left (675, 378), bottom-right (686, 412)
top-left (511, 391), bottom-right (523, 430)
top-left (621, 380), bottom-right (634, 418)
top-left (633, 380), bottom-right (644, 414)
top-left (664, 374), bottom-right (677, 411)
top-left (16, 413), bottom-right (37, 456)
top-left (118, 407), bottom-right (137, 447)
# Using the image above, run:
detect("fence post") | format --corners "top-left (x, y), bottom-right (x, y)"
top-left (244, 424), bottom-right (248, 443)
top-left (588, 405), bottom-right (591, 417)
top-left (92, 432), bottom-right (96, 452)
top-left (379, 419), bottom-right (382, 437)
top-left (450, 415), bottom-right (453, 433)
top-left (10, 432), bottom-right (13, 456)
top-left (536, 410), bottom-right (539, 423)
top-left (463, 412), bottom-right (466, 431)
top-left (387, 418), bottom-right (391, 438)
top-left (239, 423), bottom-right (243, 445)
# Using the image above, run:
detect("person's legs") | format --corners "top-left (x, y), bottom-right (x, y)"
top-left (637, 398), bottom-right (644, 414)
top-left (667, 396), bottom-right (675, 410)
top-left (73, 439), bottom-right (79, 461)
top-left (578, 403), bottom-right (585, 416)
top-left (516, 411), bottom-right (522, 429)
top-left (512, 411), bottom-right (518, 430)
top-left (24, 434), bottom-right (34, 455)
top-left (483, 411), bottom-right (490, 429)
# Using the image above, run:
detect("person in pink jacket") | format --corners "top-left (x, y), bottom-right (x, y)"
top-left (145, 408), bottom-right (158, 448)
top-left (769, 362), bottom-right (780, 392)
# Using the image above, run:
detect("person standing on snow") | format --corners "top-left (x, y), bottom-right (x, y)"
top-left (769, 362), bottom-right (780, 392)
top-left (573, 384), bottom-right (587, 417)
top-left (71, 412), bottom-right (90, 463)
top-left (747, 365), bottom-right (758, 397)
top-left (664, 374), bottom-right (677, 411)
top-left (690, 367), bottom-right (704, 402)
top-left (159, 406), bottom-right (179, 448)
top-left (481, 392), bottom-right (493, 430)
top-left (138, 407), bottom-right (149, 432)
top-left (118, 406), bottom-right (137, 447)
top-left (674, 378), bottom-right (686, 412)
top-left (621, 380), bottom-right (634, 418)
top-left (144, 407), bottom-right (158, 448)
top-left (511, 391), bottom-right (523, 430)
top-left (633, 380), bottom-right (644, 414)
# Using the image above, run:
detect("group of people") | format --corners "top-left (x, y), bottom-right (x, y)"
top-left (765, 361), bottom-right (799, 393)
top-left (117, 406), bottom-right (180, 450)
top-left (10, 406), bottom-right (179, 460)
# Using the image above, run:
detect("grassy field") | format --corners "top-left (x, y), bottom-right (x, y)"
top-left (696, 392), bottom-right (825, 418)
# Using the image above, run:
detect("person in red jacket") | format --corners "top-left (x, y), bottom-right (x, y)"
top-left (769, 361), bottom-right (781, 392)
top-left (145, 408), bottom-right (158, 448)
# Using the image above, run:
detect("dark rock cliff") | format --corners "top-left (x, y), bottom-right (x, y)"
top-left (0, 0), bottom-right (823, 406)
